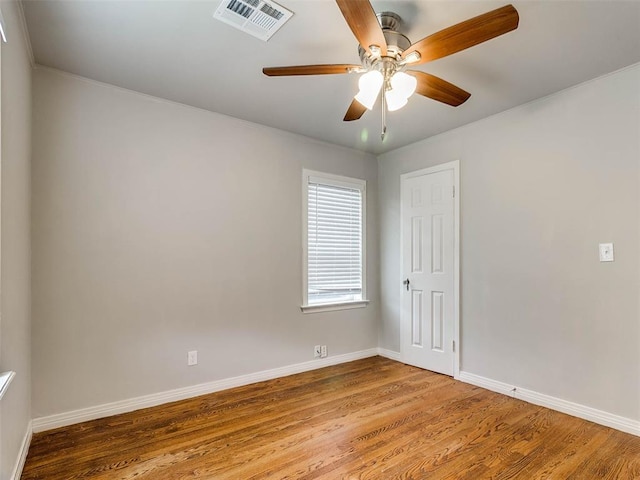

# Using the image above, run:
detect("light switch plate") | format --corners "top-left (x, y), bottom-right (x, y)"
top-left (599, 243), bottom-right (614, 262)
top-left (187, 350), bottom-right (198, 366)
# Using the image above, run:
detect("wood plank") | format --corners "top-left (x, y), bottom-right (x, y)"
top-left (21, 357), bottom-right (640, 479)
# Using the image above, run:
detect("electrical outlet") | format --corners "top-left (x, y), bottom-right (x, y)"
top-left (599, 243), bottom-right (614, 262)
top-left (187, 350), bottom-right (198, 366)
top-left (314, 345), bottom-right (321, 358)
top-left (320, 345), bottom-right (327, 358)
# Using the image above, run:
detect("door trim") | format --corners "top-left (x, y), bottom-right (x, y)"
top-left (400, 160), bottom-right (460, 377)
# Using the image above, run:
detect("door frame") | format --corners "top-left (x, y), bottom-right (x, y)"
top-left (400, 160), bottom-right (460, 377)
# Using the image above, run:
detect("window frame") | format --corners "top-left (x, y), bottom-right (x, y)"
top-left (301, 169), bottom-right (368, 313)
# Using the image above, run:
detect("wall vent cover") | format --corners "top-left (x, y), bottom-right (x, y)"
top-left (214, 0), bottom-right (293, 41)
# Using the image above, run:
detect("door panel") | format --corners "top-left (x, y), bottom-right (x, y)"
top-left (432, 214), bottom-right (444, 273)
top-left (431, 291), bottom-right (444, 351)
top-left (411, 289), bottom-right (423, 346)
top-left (411, 217), bottom-right (423, 273)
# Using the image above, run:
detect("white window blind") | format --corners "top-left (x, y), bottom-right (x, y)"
top-left (306, 175), bottom-right (364, 306)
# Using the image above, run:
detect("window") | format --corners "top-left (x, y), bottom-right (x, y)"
top-left (302, 170), bottom-right (368, 312)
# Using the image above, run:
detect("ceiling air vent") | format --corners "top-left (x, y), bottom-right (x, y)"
top-left (214, 0), bottom-right (293, 41)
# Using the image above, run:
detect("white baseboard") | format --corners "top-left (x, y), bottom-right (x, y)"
top-left (456, 371), bottom-right (640, 437)
top-left (10, 420), bottom-right (32, 480)
top-left (377, 348), bottom-right (401, 362)
top-left (32, 348), bottom-right (379, 433)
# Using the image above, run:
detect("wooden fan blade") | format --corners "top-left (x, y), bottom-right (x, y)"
top-left (263, 64), bottom-right (361, 76)
top-left (408, 71), bottom-right (471, 107)
top-left (402, 5), bottom-right (519, 64)
top-left (336, 0), bottom-right (387, 56)
top-left (344, 98), bottom-right (367, 121)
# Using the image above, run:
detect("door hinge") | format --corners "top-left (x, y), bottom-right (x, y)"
top-left (452, 340), bottom-right (455, 352)
top-left (452, 186), bottom-right (455, 198)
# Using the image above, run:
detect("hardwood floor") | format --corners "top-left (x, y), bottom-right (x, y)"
top-left (22, 357), bottom-right (640, 479)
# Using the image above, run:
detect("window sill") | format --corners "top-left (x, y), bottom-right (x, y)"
top-left (301, 300), bottom-right (369, 314)
top-left (0, 371), bottom-right (15, 401)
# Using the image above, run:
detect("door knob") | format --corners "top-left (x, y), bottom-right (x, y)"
top-left (403, 278), bottom-right (410, 291)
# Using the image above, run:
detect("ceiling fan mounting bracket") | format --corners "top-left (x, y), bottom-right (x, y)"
top-left (376, 11), bottom-right (402, 32)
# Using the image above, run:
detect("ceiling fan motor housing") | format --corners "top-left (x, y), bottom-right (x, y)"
top-left (359, 12), bottom-right (411, 72)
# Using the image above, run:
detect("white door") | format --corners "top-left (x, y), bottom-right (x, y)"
top-left (401, 164), bottom-right (457, 376)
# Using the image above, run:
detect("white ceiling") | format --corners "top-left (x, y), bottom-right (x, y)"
top-left (22, 0), bottom-right (640, 154)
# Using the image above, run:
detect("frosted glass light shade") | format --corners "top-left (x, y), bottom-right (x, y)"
top-left (390, 71), bottom-right (417, 98)
top-left (385, 88), bottom-right (408, 111)
top-left (354, 70), bottom-right (383, 110)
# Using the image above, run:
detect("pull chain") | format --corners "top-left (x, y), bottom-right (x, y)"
top-left (381, 87), bottom-right (387, 141)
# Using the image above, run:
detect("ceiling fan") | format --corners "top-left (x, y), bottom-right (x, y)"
top-left (263, 0), bottom-right (519, 139)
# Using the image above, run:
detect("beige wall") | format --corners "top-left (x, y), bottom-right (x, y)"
top-left (31, 68), bottom-right (379, 418)
top-left (1, 0), bottom-right (32, 477)
top-left (378, 64), bottom-right (640, 421)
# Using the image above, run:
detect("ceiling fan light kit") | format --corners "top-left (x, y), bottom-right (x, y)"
top-left (354, 15), bottom-right (420, 111)
top-left (263, 0), bottom-right (519, 141)
top-left (386, 72), bottom-right (418, 111)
